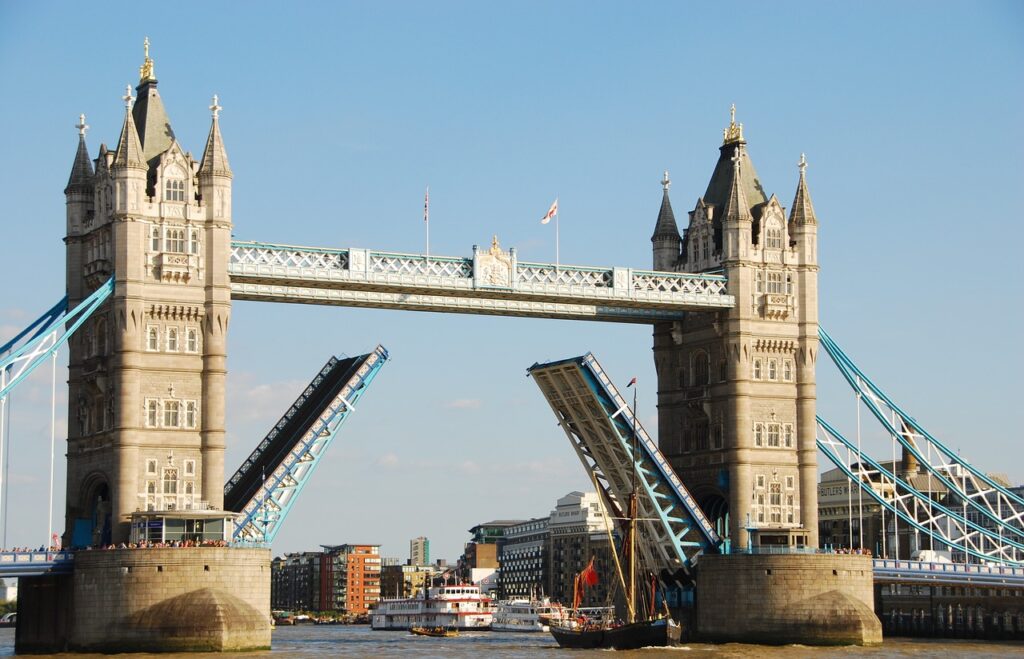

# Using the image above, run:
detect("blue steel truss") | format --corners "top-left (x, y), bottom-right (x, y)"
top-left (817, 417), bottom-right (1024, 566)
top-left (231, 346), bottom-right (389, 543)
top-left (1, 278), bottom-right (113, 400)
top-left (528, 353), bottom-right (721, 576)
top-left (818, 328), bottom-right (1024, 562)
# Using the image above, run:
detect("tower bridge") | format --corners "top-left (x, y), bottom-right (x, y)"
top-left (2, 44), bottom-right (1021, 651)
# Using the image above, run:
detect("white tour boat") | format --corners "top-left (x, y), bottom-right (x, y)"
top-left (371, 584), bottom-right (492, 631)
top-left (491, 597), bottom-right (568, 632)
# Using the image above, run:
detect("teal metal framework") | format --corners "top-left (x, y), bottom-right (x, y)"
top-left (231, 346), bottom-right (389, 543)
top-left (528, 353), bottom-right (721, 577)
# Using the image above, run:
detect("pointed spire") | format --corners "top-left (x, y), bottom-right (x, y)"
top-left (113, 86), bottom-right (145, 169)
top-left (651, 170), bottom-right (679, 240)
top-left (132, 38), bottom-right (175, 164)
top-left (199, 94), bottom-right (232, 178)
top-left (719, 147), bottom-right (752, 223)
top-left (65, 114), bottom-right (94, 193)
top-left (789, 153), bottom-right (818, 225)
top-left (139, 36), bottom-right (156, 83)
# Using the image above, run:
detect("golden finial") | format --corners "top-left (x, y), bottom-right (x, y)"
top-left (139, 37), bottom-right (155, 83)
top-left (723, 103), bottom-right (745, 145)
top-left (661, 170), bottom-right (670, 192)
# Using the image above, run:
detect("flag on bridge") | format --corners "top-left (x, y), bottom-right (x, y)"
top-left (424, 186), bottom-right (430, 223)
top-left (541, 198), bottom-right (558, 224)
top-left (627, 377), bottom-right (637, 388)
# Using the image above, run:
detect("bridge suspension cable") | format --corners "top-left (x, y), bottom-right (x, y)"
top-left (817, 328), bottom-right (1024, 564)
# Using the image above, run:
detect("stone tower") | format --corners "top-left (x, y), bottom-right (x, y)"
top-left (63, 41), bottom-right (232, 545)
top-left (652, 108), bottom-right (819, 551)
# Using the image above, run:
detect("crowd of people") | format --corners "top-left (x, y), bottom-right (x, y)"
top-left (85, 539), bottom-right (230, 550)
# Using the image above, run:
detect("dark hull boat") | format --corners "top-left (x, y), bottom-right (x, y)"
top-left (550, 616), bottom-right (681, 650)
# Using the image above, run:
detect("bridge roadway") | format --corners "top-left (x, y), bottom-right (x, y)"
top-left (228, 240), bottom-right (734, 322)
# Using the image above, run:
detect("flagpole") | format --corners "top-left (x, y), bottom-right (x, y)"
top-left (555, 196), bottom-right (560, 270)
top-left (424, 185), bottom-right (430, 259)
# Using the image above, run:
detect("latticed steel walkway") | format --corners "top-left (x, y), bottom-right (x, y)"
top-left (228, 240), bottom-right (734, 322)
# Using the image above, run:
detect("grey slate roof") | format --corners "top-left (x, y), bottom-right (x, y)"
top-left (703, 143), bottom-right (768, 222)
top-left (789, 168), bottom-right (818, 225)
top-left (199, 115), bottom-right (232, 178)
top-left (113, 105), bottom-right (145, 169)
top-left (132, 80), bottom-right (176, 166)
top-left (65, 134), bottom-right (94, 193)
top-left (650, 188), bottom-right (679, 241)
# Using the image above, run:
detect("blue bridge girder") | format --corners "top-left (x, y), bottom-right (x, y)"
top-left (528, 353), bottom-right (722, 578)
top-left (0, 551), bottom-right (74, 578)
top-left (873, 559), bottom-right (1024, 588)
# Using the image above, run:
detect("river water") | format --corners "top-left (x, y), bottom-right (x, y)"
top-left (0, 626), bottom-right (1021, 657)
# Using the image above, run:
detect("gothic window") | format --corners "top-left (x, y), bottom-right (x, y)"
top-left (163, 400), bottom-right (180, 427)
top-left (189, 229), bottom-right (200, 255)
top-left (165, 178), bottom-right (185, 202)
top-left (786, 273), bottom-right (794, 294)
top-left (767, 272), bottom-right (784, 294)
top-left (756, 474), bottom-right (765, 489)
top-left (185, 401), bottom-right (197, 429)
top-left (770, 483), bottom-right (782, 506)
top-left (787, 495), bottom-right (795, 523)
top-left (755, 270), bottom-right (764, 294)
top-left (166, 228), bottom-right (186, 253)
top-left (754, 423), bottom-right (764, 447)
top-left (783, 359), bottom-right (793, 381)
top-left (166, 327), bottom-right (179, 352)
top-left (784, 424), bottom-right (794, 448)
top-left (185, 481), bottom-right (194, 495)
top-left (702, 238), bottom-right (709, 260)
top-left (712, 424), bottom-right (723, 449)
top-left (695, 420), bottom-right (709, 451)
top-left (150, 226), bottom-right (161, 251)
top-left (767, 423), bottom-right (781, 448)
top-left (691, 242), bottom-right (698, 262)
top-left (757, 495), bottom-right (765, 523)
top-left (693, 352), bottom-right (709, 386)
top-left (718, 359), bottom-right (727, 382)
top-left (184, 459), bottom-right (195, 476)
top-left (163, 468), bottom-right (179, 495)
top-left (145, 400), bottom-right (159, 428)
top-left (768, 359), bottom-right (778, 380)
top-left (766, 228), bottom-right (783, 249)
top-left (146, 458), bottom-right (158, 475)
top-left (147, 326), bottom-right (159, 351)
top-left (753, 359), bottom-right (763, 380)
top-left (186, 328), bottom-right (199, 352)
top-left (785, 475), bottom-right (795, 489)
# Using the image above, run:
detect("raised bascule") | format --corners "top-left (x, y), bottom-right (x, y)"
top-left (3, 43), bottom-right (1022, 651)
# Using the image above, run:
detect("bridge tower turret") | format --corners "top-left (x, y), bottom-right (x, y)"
top-left (653, 108), bottom-right (820, 551)
top-left (651, 170), bottom-right (681, 271)
top-left (63, 41), bottom-right (232, 545)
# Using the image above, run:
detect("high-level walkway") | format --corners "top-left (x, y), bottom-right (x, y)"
top-left (228, 240), bottom-right (733, 322)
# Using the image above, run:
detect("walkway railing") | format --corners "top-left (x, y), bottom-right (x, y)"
top-left (872, 558), bottom-right (1024, 586)
top-left (0, 550), bottom-right (74, 577)
top-left (228, 241), bottom-right (733, 322)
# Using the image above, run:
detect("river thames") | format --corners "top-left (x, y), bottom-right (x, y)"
top-left (1, 626), bottom-right (1021, 657)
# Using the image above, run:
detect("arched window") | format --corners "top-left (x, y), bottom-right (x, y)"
top-left (147, 481), bottom-right (156, 494)
top-left (185, 401), bottom-right (197, 428)
top-left (166, 228), bottom-right (186, 253)
top-left (693, 352), bottom-right (709, 386)
top-left (146, 400), bottom-right (159, 427)
top-left (163, 400), bottom-right (180, 427)
top-left (189, 229), bottom-right (200, 255)
top-left (768, 424), bottom-right (781, 447)
top-left (163, 468), bottom-right (178, 495)
top-left (150, 226), bottom-right (161, 251)
top-left (186, 328), bottom-right (199, 352)
top-left (768, 359), bottom-right (778, 380)
top-left (165, 178), bottom-right (185, 202)
top-left (166, 327), bottom-right (179, 352)
top-left (147, 326), bottom-right (159, 351)
top-left (754, 423), bottom-right (764, 447)
top-left (783, 360), bottom-right (793, 381)
top-left (753, 359), bottom-right (763, 380)
top-left (784, 424), bottom-right (794, 448)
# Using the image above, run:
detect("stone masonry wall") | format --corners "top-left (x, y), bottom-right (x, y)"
top-left (695, 553), bottom-right (882, 645)
top-left (70, 547), bottom-right (270, 652)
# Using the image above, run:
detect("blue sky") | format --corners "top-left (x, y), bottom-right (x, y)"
top-left (0, 1), bottom-right (1021, 561)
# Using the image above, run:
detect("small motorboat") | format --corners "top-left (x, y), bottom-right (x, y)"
top-left (410, 626), bottom-right (459, 638)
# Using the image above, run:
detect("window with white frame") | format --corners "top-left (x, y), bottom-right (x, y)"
top-left (146, 326), bottom-right (159, 351)
top-left (753, 359), bottom-right (762, 380)
top-left (767, 271), bottom-right (784, 294)
top-left (767, 423), bottom-right (781, 448)
top-left (186, 328), bottom-right (199, 353)
top-left (150, 226), bottom-right (161, 251)
top-left (165, 178), bottom-right (185, 202)
top-left (783, 359), bottom-right (793, 381)
top-left (146, 458), bottom-right (158, 475)
top-left (185, 481), bottom-right (194, 495)
top-left (768, 359), bottom-right (778, 380)
top-left (163, 468), bottom-right (178, 494)
top-left (166, 327), bottom-right (179, 352)
top-left (786, 273), bottom-right (794, 294)
top-left (163, 400), bottom-right (180, 427)
top-left (146, 481), bottom-right (156, 494)
top-left (785, 475), bottom-right (795, 489)
top-left (189, 229), bottom-right (200, 255)
top-left (166, 228), bottom-right (186, 253)
top-left (757, 495), bottom-right (765, 523)
top-left (766, 227), bottom-right (783, 249)
top-left (787, 496), bottom-right (795, 523)
top-left (784, 424), bottom-right (794, 448)
top-left (184, 459), bottom-right (195, 476)
top-left (756, 474), bottom-right (765, 489)
top-left (185, 401), bottom-right (197, 429)
top-left (754, 423), bottom-right (764, 447)
top-left (755, 270), bottom-right (764, 294)
top-left (145, 400), bottom-right (159, 428)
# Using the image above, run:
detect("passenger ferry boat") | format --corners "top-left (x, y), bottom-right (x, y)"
top-left (491, 598), bottom-right (567, 632)
top-left (371, 584), bottom-right (492, 631)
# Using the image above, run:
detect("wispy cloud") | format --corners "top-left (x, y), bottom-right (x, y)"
top-left (377, 452), bottom-right (399, 468)
top-left (445, 399), bottom-right (482, 410)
